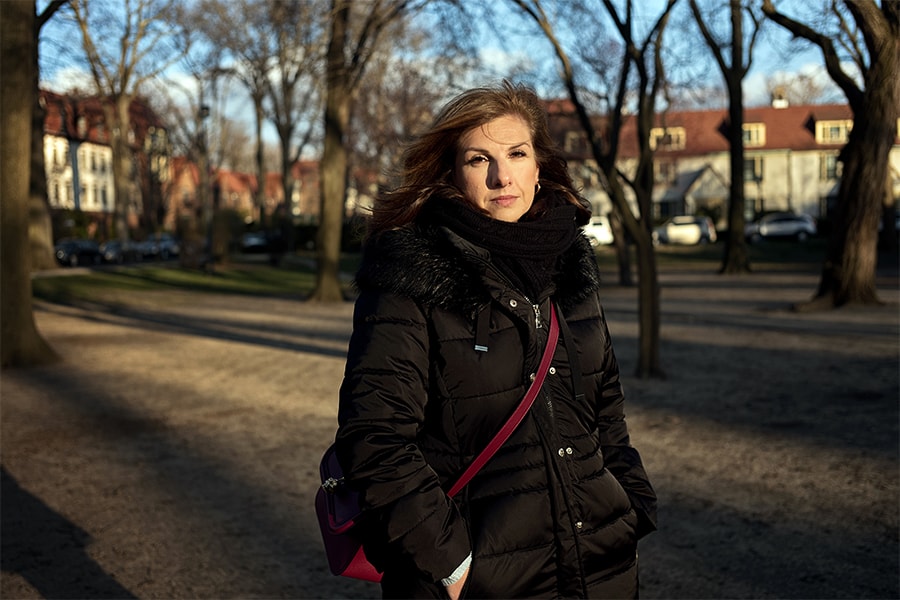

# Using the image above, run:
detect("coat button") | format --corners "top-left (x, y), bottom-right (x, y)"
top-left (557, 448), bottom-right (565, 457)
top-left (575, 521), bottom-right (583, 530)
top-left (529, 373), bottom-right (536, 382)
top-left (565, 447), bottom-right (573, 455)
top-left (509, 299), bottom-right (518, 308)
top-left (548, 366), bottom-right (556, 375)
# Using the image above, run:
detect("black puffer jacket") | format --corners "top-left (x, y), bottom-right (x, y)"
top-left (335, 214), bottom-right (657, 599)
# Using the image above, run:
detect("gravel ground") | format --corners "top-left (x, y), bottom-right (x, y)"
top-left (2, 262), bottom-right (897, 599)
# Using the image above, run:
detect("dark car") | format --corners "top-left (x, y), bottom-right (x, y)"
top-left (745, 212), bottom-right (817, 243)
top-left (240, 232), bottom-right (270, 253)
top-left (99, 240), bottom-right (142, 264)
top-left (138, 232), bottom-right (180, 260)
top-left (54, 239), bottom-right (102, 267)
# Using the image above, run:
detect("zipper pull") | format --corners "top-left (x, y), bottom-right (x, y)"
top-left (533, 303), bottom-right (542, 329)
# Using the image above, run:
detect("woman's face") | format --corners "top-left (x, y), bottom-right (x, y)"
top-left (453, 114), bottom-right (540, 222)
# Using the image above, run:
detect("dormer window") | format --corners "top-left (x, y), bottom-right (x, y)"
top-left (815, 119), bottom-right (852, 144)
top-left (650, 127), bottom-right (686, 151)
top-left (743, 123), bottom-right (766, 147)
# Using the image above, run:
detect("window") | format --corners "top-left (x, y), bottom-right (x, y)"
top-left (654, 161), bottom-right (677, 184)
top-left (743, 123), bottom-right (766, 147)
top-left (744, 156), bottom-right (763, 182)
top-left (820, 153), bottom-right (841, 180)
top-left (565, 131), bottom-right (590, 154)
top-left (650, 127), bottom-right (686, 151)
top-left (815, 119), bottom-right (853, 144)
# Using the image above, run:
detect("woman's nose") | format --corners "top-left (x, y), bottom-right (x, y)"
top-left (490, 161), bottom-right (512, 187)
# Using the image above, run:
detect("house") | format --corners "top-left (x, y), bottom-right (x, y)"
top-left (41, 89), bottom-right (169, 237)
top-left (547, 97), bottom-right (900, 230)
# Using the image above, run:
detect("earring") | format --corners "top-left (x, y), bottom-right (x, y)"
top-left (535, 181), bottom-right (541, 194)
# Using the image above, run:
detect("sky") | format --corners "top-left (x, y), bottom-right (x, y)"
top-left (38, 0), bottom-right (847, 149)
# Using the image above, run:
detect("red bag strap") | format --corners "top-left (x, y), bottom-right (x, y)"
top-left (447, 303), bottom-right (559, 498)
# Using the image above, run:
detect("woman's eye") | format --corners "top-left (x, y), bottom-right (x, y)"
top-left (467, 155), bottom-right (489, 165)
top-left (510, 149), bottom-right (528, 158)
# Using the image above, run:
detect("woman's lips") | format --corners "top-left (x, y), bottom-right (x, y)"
top-left (492, 195), bottom-right (517, 207)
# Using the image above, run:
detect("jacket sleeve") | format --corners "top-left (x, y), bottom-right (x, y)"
top-left (334, 290), bottom-right (471, 582)
top-left (592, 305), bottom-right (658, 539)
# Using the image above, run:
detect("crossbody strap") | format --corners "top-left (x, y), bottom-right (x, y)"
top-left (447, 302), bottom-right (559, 498)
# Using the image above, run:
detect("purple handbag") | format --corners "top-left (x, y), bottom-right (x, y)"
top-left (315, 445), bottom-right (383, 582)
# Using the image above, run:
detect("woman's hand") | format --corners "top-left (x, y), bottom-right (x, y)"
top-left (444, 567), bottom-right (469, 600)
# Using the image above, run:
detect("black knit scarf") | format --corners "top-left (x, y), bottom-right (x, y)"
top-left (430, 198), bottom-right (579, 300)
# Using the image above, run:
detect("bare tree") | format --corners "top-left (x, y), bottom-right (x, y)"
top-left (689, 0), bottom-right (764, 274)
top-left (69, 0), bottom-right (189, 241)
top-left (312, 0), bottom-right (425, 302)
top-left (1, 0), bottom-right (58, 367)
top-left (349, 23), bottom-right (465, 192)
top-left (29, 0), bottom-right (69, 271)
top-left (513, 0), bottom-right (677, 378)
top-left (764, 72), bottom-right (827, 105)
top-left (762, 0), bottom-right (899, 308)
top-left (193, 0), bottom-right (276, 228)
top-left (263, 0), bottom-right (327, 239)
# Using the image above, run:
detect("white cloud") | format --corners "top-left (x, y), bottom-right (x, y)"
top-left (40, 65), bottom-right (96, 94)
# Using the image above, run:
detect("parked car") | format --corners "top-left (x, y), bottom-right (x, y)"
top-left (745, 212), bottom-right (817, 243)
top-left (582, 215), bottom-right (614, 246)
top-left (653, 216), bottom-right (717, 245)
top-left (138, 232), bottom-right (180, 260)
top-left (240, 232), bottom-right (270, 253)
top-left (54, 239), bottom-right (102, 267)
top-left (99, 240), bottom-right (142, 264)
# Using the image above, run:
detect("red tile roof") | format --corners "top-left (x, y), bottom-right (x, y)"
top-left (39, 89), bottom-right (166, 149)
top-left (546, 101), bottom-right (872, 160)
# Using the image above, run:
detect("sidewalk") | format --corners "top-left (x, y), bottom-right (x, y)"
top-left (2, 268), bottom-right (898, 598)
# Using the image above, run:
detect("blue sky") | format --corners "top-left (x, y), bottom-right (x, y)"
top-left (38, 0), bottom-right (845, 148)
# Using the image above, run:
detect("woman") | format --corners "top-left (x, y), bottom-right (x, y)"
top-left (335, 82), bottom-right (656, 599)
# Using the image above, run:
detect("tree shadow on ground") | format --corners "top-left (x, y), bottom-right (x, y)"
top-left (1, 466), bottom-right (137, 599)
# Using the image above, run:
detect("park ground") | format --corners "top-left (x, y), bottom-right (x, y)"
top-left (1, 251), bottom-right (898, 598)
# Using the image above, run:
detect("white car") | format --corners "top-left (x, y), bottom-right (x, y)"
top-left (583, 215), bottom-right (614, 246)
top-left (653, 216), bottom-right (717, 245)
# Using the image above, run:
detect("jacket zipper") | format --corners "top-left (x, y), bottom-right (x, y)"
top-left (532, 303), bottom-right (543, 330)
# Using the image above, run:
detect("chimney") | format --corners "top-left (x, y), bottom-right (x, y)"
top-left (771, 86), bottom-right (789, 109)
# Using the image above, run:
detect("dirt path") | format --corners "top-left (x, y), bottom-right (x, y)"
top-left (2, 265), bottom-right (897, 599)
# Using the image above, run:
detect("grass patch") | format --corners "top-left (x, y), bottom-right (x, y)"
top-left (33, 260), bottom-right (321, 305)
top-left (594, 239), bottom-right (829, 272)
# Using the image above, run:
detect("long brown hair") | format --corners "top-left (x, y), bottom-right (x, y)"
top-left (368, 81), bottom-right (589, 237)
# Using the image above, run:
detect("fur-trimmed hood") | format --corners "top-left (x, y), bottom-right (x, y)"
top-left (354, 219), bottom-right (603, 317)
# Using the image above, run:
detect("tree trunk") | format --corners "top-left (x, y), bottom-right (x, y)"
top-left (719, 0), bottom-right (751, 275)
top-left (607, 209), bottom-right (633, 286)
top-left (29, 26), bottom-right (56, 271)
top-left (720, 73), bottom-right (751, 274)
top-left (806, 17), bottom-right (898, 308)
top-left (1, 0), bottom-right (58, 368)
top-left (634, 232), bottom-right (662, 378)
top-left (604, 163), bottom-right (663, 377)
top-left (310, 0), bottom-right (350, 303)
top-left (29, 96), bottom-right (57, 270)
top-left (809, 114), bottom-right (890, 307)
top-left (253, 94), bottom-right (266, 227)
top-left (110, 96), bottom-right (134, 241)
